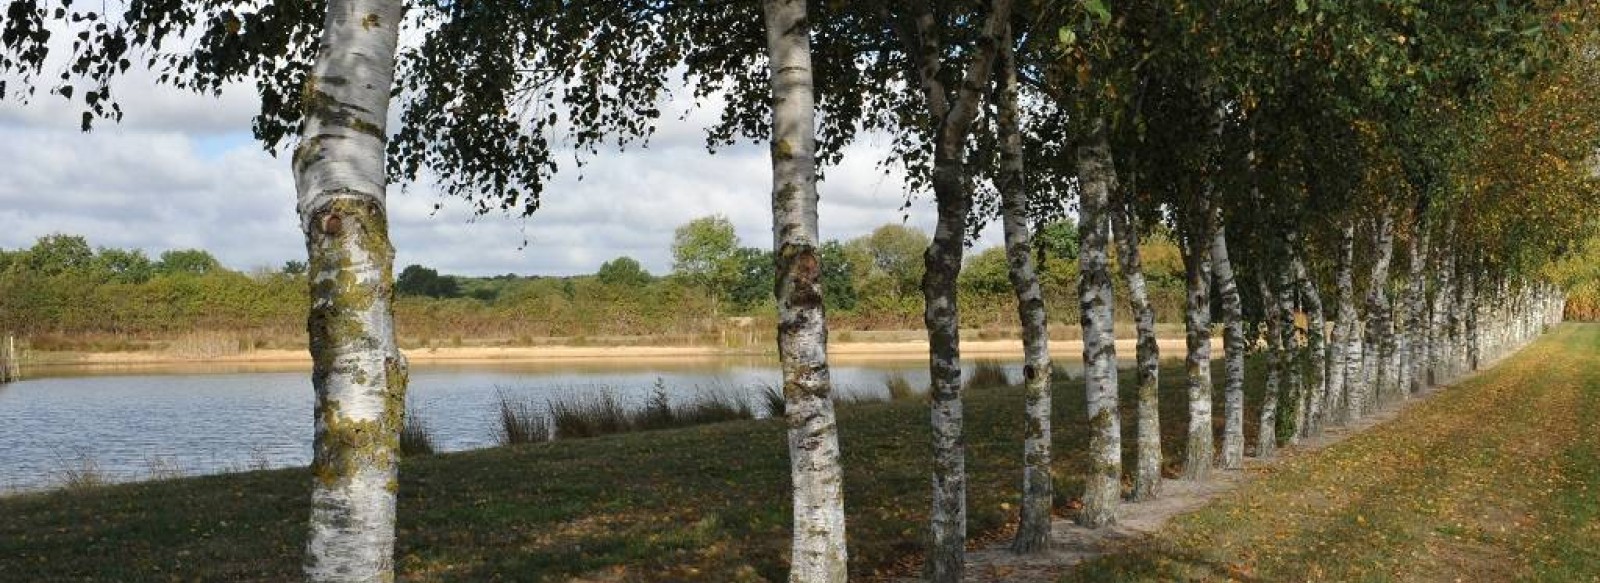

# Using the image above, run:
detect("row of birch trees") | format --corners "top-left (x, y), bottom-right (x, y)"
top-left (4, 0), bottom-right (1598, 581)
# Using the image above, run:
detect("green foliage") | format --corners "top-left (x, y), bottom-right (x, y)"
top-left (396, 265), bottom-right (460, 299)
top-left (0, 231), bottom-right (1193, 344)
top-left (1037, 221), bottom-right (1079, 262)
top-left (156, 249), bottom-right (220, 276)
top-left (95, 248), bottom-right (154, 284)
top-left (595, 256), bottom-right (652, 288)
top-left (20, 234), bottom-right (95, 276)
top-left (818, 240), bottom-right (858, 311)
top-left (725, 247), bottom-right (774, 312)
top-left (671, 215), bottom-right (741, 297)
top-left (959, 246), bottom-right (1012, 297)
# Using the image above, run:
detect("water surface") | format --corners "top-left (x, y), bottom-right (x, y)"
top-left (0, 356), bottom-right (1088, 492)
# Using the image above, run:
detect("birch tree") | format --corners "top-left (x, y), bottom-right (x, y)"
top-left (293, 0), bottom-right (410, 578)
top-left (1211, 215), bottom-right (1247, 469)
top-left (884, 1), bottom-right (1013, 577)
top-left (993, 17), bottom-right (1053, 554)
top-left (762, 1), bottom-right (848, 579)
top-left (1075, 118), bottom-right (1122, 527)
top-left (1113, 187), bottom-right (1163, 500)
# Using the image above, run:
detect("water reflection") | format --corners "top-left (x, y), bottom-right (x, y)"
top-left (1, 357), bottom-right (1092, 492)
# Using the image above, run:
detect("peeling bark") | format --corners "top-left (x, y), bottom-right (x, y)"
top-left (294, 0), bottom-right (409, 579)
top-left (762, 3), bottom-right (848, 580)
top-left (1075, 119), bottom-right (1122, 527)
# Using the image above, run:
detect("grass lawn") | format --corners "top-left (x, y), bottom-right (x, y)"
top-left (0, 343), bottom-right (1260, 582)
top-left (1064, 323), bottom-right (1600, 582)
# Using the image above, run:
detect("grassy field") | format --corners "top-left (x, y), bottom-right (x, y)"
top-left (1065, 323), bottom-right (1600, 582)
top-left (1, 348), bottom-right (1247, 582)
top-left (9, 325), bottom-right (1586, 582)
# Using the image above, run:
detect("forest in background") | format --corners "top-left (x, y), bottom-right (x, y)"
top-left (0, 217), bottom-right (1189, 352)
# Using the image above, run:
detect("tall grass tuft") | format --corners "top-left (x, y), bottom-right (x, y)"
top-left (494, 390), bottom-right (551, 445)
top-left (400, 408), bottom-right (437, 456)
top-left (548, 390), bottom-right (631, 439)
top-left (53, 450), bottom-right (105, 491)
top-left (965, 360), bottom-right (1011, 390)
top-left (143, 455), bottom-right (186, 481)
top-left (673, 388), bottom-right (752, 426)
top-left (634, 380), bottom-right (679, 431)
top-left (759, 384), bottom-right (786, 418)
top-left (884, 373), bottom-right (917, 401)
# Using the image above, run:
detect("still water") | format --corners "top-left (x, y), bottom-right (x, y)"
top-left (0, 356), bottom-right (1085, 492)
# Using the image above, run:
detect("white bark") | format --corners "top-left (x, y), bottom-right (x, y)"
top-left (1256, 274), bottom-right (1282, 459)
top-left (891, 2), bottom-right (1013, 578)
top-left (1353, 213), bottom-right (1394, 422)
top-left (1113, 195), bottom-right (1163, 501)
top-left (1291, 253), bottom-right (1327, 436)
top-left (1180, 207), bottom-right (1214, 480)
top-left (1405, 229), bottom-right (1430, 394)
top-left (1211, 217), bottom-right (1246, 470)
top-left (1075, 119), bottom-right (1122, 527)
top-left (1325, 224), bottom-right (1356, 425)
top-left (994, 22), bottom-right (1053, 554)
top-left (762, 3), bottom-right (849, 580)
top-left (294, 0), bottom-right (409, 579)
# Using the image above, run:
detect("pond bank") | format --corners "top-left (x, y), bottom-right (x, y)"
top-left (27, 337), bottom-right (1189, 368)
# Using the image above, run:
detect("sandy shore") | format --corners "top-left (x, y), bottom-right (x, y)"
top-left (36, 338), bottom-right (1189, 368)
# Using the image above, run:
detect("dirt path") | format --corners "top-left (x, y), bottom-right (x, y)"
top-left (939, 346), bottom-right (1536, 583)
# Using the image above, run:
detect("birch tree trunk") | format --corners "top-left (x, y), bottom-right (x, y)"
top-left (1352, 214), bottom-right (1393, 422)
top-left (1179, 204), bottom-right (1213, 480)
top-left (1404, 229), bottom-right (1430, 395)
top-left (892, 2), bottom-right (1012, 578)
top-left (1276, 261), bottom-right (1304, 444)
top-left (1465, 272), bottom-right (1481, 371)
top-left (1291, 253), bottom-right (1327, 436)
top-left (994, 30), bottom-right (1053, 555)
top-left (1325, 224), bottom-right (1356, 424)
top-left (1211, 216), bottom-right (1247, 470)
top-left (1113, 193), bottom-right (1162, 501)
top-left (1430, 228), bottom-right (1455, 384)
top-left (1075, 119), bottom-right (1122, 527)
top-left (762, 3), bottom-right (848, 579)
top-left (294, 0), bottom-right (409, 579)
top-left (1256, 274), bottom-right (1282, 459)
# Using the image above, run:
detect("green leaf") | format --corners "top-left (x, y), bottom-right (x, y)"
top-left (1083, 0), bottom-right (1111, 24)
top-left (1295, 0), bottom-right (1309, 14)
top-left (1058, 27), bottom-right (1078, 47)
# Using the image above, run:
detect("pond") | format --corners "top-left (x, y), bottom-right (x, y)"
top-left (0, 356), bottom-right (1091, 492)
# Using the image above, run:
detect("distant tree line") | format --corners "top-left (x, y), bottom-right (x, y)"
top-left (0, 222), bottom-right (1190, 345)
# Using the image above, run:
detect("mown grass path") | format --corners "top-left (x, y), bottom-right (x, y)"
top-left (1065, 323), bottom-right (1600, 582)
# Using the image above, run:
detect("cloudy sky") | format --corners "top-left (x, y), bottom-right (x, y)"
top-left (0, 73), bottom-right (1008, 277)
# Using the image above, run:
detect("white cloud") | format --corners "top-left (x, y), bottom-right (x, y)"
top-left (0, 79), bottom-right (1007, 277)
